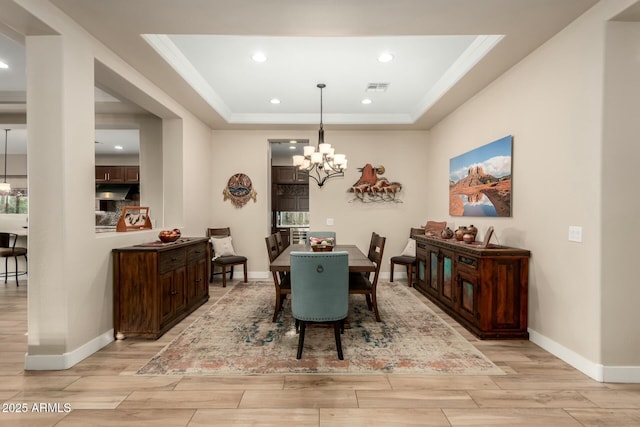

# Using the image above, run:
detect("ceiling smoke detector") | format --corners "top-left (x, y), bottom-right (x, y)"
top-left (366, 83), bottom-right (389, 92)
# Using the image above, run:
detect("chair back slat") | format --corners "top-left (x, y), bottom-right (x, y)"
top-left (367, 232), bottom-right (386, 287)
top-left (265, 234), bottom-right (280, 262)
top-left (0, 232), bottom-right (12, 249)
top-left (207, 227), bottom-right (231, 239)
top-left (274, 231), bottom-right (286, 252)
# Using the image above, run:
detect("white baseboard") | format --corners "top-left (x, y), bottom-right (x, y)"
top-left (25, 329), bottom-right (114, 370)
top-left (528, 328), bottom-right (640, 383)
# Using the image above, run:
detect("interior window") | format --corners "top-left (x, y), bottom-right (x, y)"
top-left (0, 127), bottom-right (28, 214)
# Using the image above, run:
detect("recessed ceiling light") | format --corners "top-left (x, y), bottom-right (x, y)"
top-left (378, 53), bottom-right (394, 63)
top-left (114, 145), bottom-right (124, 150)
top-left (0, 61), bottom-right (8, 69)
top-left (361, 99), bottom-right (372, 105)
top-left (289, 140), bottom-right (297, 144)
top-left (251, 52), bottom-right (267, 63)
top-left (270, 98), bottom-right (281, 104)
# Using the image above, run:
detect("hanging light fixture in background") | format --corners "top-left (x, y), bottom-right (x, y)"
top-left (292, 83), bottom-right (347, 187)
top-left (0, 129), bottom-right (11, 193)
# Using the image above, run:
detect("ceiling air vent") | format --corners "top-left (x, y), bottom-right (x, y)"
top-left (366, 83), bottom-right (389, 92)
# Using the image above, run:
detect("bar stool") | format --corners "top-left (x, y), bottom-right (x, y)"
top-left (0, 232), bottom-right (27, 286)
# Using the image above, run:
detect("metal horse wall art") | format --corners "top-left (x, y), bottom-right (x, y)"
top-left (348, 164), bottom-right (402, 203)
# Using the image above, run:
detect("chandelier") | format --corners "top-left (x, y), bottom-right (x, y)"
top-left (292, 83), bottom-right (347, 187)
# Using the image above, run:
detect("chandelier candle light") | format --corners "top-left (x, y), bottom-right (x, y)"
top-left (292, 83), bottom-right (347, 187)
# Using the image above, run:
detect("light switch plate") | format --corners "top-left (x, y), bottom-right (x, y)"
top-left (568, 226), bottom-right (582, 242)
top-left (326, 218), bottom-right (334, 226)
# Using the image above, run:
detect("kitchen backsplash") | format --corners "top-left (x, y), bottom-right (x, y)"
top-left (95, 200), bottom-right (135, 226)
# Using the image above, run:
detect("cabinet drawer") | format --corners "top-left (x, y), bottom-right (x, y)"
top-left (159, 249), bottom-right (186, 274)
top-left (456, 254), bottom-right (478, 270)
top-left (187, 244), bottom-right (207, 262)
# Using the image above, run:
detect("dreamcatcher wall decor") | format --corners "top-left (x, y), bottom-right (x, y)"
top-left (223, 173), bottom-right (257, 208)
top-left (348, 163), bottom-right (403, 203)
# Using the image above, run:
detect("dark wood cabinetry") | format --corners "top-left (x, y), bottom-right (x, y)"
top-left (273, 166), bottom-right (308, 184)
top-left (124, 166), bottom-right (139, 183)
top-left (415, 236), bottom-right (530, 339)
top-left (96, 165), bottom-right (139, 183)
top-left (113, 237), bottom-right (209, 339)
top-left (272, 184), bottom-right (309, 211)
top-left (271, 166), bottom-right (309, 212)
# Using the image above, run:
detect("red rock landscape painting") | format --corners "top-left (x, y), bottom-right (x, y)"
top-left (449, 135), bottom-right (513, 217)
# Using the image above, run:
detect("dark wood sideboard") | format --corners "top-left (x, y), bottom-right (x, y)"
top-left (113, 237), bottom-right (210, 339)
top-left (414, 235), bottom-right (530, 339)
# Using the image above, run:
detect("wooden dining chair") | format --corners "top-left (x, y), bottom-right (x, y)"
top-left (390, 227), bottom-right (425, 287)
top-left (207, 227), bottom-right (247, 287)
top-left (349, 232), bottom-right (386, 321)
top-left (290, 251), bottom-right (349, 359)
top-left (265, 234), bottom-right (290, 322)
top-left (0, 232), bottom-right (27, 286)
top-left (274, 230), bottom-right (287, 252)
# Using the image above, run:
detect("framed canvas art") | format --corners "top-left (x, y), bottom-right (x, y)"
top-left (449, 135), bottom-right (513, 217)
top-left (116, 206), bottom-right (152, 231)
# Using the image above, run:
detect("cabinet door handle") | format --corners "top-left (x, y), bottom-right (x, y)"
top-left (107, 172), bottom-right (110, 181)
top-left (170, 290), bottom-right (178, 296)
top-left (171, 257), bottom-right (178, 262)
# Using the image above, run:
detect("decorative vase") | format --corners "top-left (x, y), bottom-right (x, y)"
top-left (462, 232), bottom-right (475, 244)
top-left (467, 224), bottom-right (478, 237)
top-left (441, 227), bottom-right (454, 239)
top-left (454, 226), bottom-right (467, 241)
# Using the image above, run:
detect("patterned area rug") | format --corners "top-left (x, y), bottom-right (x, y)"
top-left (137, 281), bottom-right (503, 375)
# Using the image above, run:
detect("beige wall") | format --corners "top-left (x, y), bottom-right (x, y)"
top-left (211, 129), bottom-right (429, 278)
top-left (18, 0), bottom-right (214, 369)
top-left (601, 21), bottom-right (640, 368)
top-left (427, 0), bottom-right (639, 380)
top-left (181, 117), bottom-right (213, 236)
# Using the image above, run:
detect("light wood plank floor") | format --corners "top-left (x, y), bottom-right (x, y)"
top-left (1, 280), bottom-right (640, 426)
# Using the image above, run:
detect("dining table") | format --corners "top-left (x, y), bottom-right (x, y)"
top-left (269, 244), bottom-right (375, 274)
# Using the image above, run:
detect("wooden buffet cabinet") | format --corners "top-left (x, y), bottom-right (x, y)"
top-left (113, 237), bottom-right (210, 339)
top-left (414, 235), bottom-right (530, 339)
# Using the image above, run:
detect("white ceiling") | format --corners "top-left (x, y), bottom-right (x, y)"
top-left (0, 0), bottom-right (606, 153)
top-left (144, 33), bottom-right (498, 125)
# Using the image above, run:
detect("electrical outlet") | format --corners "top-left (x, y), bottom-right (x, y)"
top-left (568, 226), bottom-right (582, 242)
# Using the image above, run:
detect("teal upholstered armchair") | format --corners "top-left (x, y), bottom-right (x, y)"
top-left (290, 251), bottom-right (349, 360)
